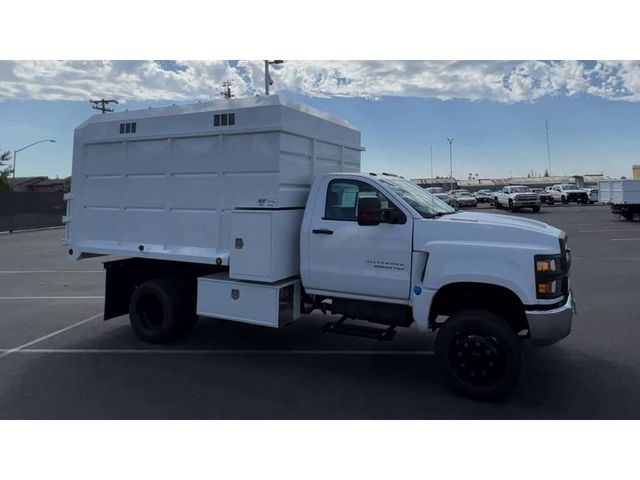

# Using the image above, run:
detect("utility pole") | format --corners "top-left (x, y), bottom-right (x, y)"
top-left (90, 99), bottom-right (118, 114)
top-left (220, 81), bottom-right (234, 100)
top-left (545, 120), bottom-right (551, 176)
top-left (264, 60), bottom-right (284, 95)
top-left (430, 145), bottom-right (433, 184)
top-left (447, 137), bottom-right (454, 191)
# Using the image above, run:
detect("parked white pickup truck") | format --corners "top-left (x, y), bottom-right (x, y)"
top-left (545, 184), bottom-right (588, 204)
top-left (493, 185), bottom-right (541, 212)
top-left (65, 96), bottom-right (574, 401)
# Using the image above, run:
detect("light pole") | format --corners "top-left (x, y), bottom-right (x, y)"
top-left (264, 60), bottom-right (284, 95)
top-left (447, 137), bottom-right (454, 191)
top-left (545, 120), bottom-right (551, 176)
top-left (12, 139), bottom-right (56, 191)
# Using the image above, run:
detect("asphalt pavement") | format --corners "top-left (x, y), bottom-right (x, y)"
top-left (0, 204), bottom-right (638, 419)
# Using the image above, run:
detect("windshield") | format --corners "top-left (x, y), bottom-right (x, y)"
top-left (510, 186), bottom-right (530, 193)
top-left (561, 184), bottom-right (576, 189)
top-left (378, 178), bottom-right (455, 218)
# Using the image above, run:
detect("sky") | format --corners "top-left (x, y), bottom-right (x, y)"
top-left (0, 60), bottom-right (639, 180)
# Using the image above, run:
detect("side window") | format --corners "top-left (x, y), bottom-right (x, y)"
top-left (324, 179), bottom-right (399, 221)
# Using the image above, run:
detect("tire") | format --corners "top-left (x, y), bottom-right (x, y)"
top-left (434, 309), bottom-right (523, 401)
top-left (622, 212), bottom-right (634, 221)
top-left (129, 277), bottom-right (185, 344)
top-left (532, 206), bottom-right (540, 213)
top-left (561, 196), bottom-right (568, 204)
top-left (494, 199), bottom-right (501, 209)
top-left (549, 199), bottom-right (554, 205)
top-left (508, 200), bottom-right (515, 212)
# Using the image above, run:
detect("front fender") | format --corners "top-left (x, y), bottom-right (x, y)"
top-left (422, 241), bottom-right (535, 302)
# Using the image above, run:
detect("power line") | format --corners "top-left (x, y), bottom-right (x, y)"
top-left (90, 99), bottom-right (118, 114)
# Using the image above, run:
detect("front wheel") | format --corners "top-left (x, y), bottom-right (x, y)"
top-left (532, 205), bottom-right (540, 213)
top-left (434, 309), bottom-right (523, 401)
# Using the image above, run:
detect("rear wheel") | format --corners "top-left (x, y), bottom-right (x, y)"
top-left (494, 199), bottom-right (501, 209)
top-left (434, 309), bottom-right (523, 401)
top-left (129, 277), bottom-right (185, 344)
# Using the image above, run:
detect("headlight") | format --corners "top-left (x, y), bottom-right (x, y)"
top-left (537, 279), bottom-right (558, 296)
top-left (536, 257), bottom-right (559, 273)
top-left (534, 254), bottom-right (565, 299)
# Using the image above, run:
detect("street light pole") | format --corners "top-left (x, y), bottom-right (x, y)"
top-left (545, 120), bottom-right (552, 176)
top-left (447, 137), bottom-right (454, 191)
top-left (264, 60), bottom-right (284, 95)
top-left (12, 139), bottom-right (56, 191)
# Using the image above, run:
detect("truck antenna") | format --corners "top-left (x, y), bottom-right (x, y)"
top-left (90, 99), bottom-right (118, 114)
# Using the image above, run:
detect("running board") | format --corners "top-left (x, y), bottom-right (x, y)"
top-left (322, 316), bottom-right (397, 341)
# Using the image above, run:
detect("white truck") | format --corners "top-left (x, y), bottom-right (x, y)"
top-left (65, 96), bottom-right (574, 401)
top-left (545, 184), bottom-right (588, 204)
top-left (598, 179), bottom-right (640, 220)
top-left (493, 185), bottom-right (541, 212)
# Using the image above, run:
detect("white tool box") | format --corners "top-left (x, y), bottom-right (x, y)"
top-left (229, 208), bottom-right (304, 282)
top-left (196, 273), bottom-right (301, 328)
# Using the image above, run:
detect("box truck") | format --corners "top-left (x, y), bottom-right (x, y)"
top-left (599, 179), bottom-right (640, 220)
top-left (64, 96), bottom-right (574, 400)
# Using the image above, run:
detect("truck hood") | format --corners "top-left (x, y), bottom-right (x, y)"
top-left (414, 211), bottom-right (563, 253)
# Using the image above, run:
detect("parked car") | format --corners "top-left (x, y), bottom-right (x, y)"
top-left (424, 187), bottom-right (456, 206)
top-left (584, 187), bottom-right (599, 204)
top-left (432, 192), bottom-right (456, 206)
top-left (448, 190), bottom-right (478, 208)
top-left (531, 188), bottom-right (555, 205)
top-left (493, 185), bottom-right (541, 212)
top-left (545, 184), bottom-right (588, 204)
top-left (473, 189), bottom-right (493, 203)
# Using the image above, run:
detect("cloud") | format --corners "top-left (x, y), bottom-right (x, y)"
top-left (1, 60), bottom-right (640, 103)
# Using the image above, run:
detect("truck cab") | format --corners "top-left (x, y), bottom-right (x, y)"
top-left (298, 173), bottom-right (573, 399)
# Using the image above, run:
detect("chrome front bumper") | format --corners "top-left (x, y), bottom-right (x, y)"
top-left (525, 291), bottom-right (575, 346)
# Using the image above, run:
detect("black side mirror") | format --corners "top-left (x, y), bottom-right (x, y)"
top-left (357, 197), bottom-right (381, 226)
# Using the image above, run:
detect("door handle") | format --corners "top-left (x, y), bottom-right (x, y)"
top-left (312, 228), bottom-right (334, 235)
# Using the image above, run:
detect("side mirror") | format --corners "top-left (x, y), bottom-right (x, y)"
top-left (357, 197), bottom-right (381, 226)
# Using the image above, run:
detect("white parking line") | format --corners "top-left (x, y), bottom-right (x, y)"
top-left (0, 312), bottom-right (103, 359)
top-left (0, 270), bottom-right (102, 274)
top-left (583, 229), bottom-right (640, 234)
top-left (610, 238), bottom-right (640, 241)
top-left (0, 296), bottom-right (104, 300)
top-left (0, 348), bottom-right (434, 356)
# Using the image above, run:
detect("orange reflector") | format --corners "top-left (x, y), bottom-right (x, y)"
top-left (537, 283), bottom-right (552, 295)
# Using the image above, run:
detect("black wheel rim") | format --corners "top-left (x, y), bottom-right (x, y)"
top-left (448, 331), bottom-right (507, 387)
top-left (136, 293), bottom-right (164, 333)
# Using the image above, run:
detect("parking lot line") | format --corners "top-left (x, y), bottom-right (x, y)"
top-left (0, 270), bottom-right (102, 274)
top-left (0, 348), bottom-right (435, 356)
top-left (578, 228), bottom-right (640, 233)
top-left (0, 312), bottom-right (103, 359)
top-left (0, 296), bottom-right (104, 300)
top-left (610, 238), bottom-right (640, 241)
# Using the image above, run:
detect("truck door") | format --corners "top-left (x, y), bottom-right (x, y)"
top-left (306, 178), bottom-right (413, 301)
